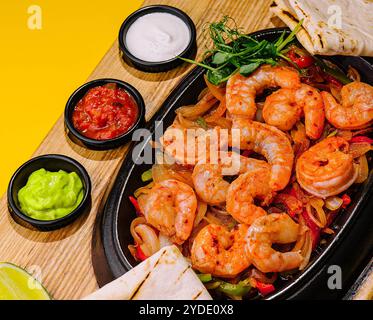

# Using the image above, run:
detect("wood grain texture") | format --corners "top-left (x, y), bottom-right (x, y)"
top-left (0, 0), bottom-right (279, 299)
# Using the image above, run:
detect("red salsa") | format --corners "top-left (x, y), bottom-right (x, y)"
top-left (72, 84), bottom-right (138, 140)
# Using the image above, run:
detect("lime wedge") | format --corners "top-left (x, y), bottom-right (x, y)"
top-left (0, 263), bottom-right (51, 300)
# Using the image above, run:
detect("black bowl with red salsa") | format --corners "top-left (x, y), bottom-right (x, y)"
top-left (64, 79), bottom-right (145, 150)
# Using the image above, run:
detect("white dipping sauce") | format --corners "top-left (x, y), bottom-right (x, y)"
top-left (125, 12), bottom-right (191, 62)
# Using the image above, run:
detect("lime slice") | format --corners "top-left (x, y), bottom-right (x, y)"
top-left (0, 263), bottom-right (51, 300)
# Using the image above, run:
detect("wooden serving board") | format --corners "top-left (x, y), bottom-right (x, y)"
top-left (0, 0), bottom-right (280, 299)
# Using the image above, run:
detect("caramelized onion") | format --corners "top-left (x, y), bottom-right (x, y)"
top-left (194, 201), bottom-right (208, 227)
top-left (131, 222), bottom-right (160, 257)
top-left (355, 155), bottom-right (369, 184)
top-left (249, 269), bottom-right (277, 284)
top-left (176, 92), bottom-right (218, 120)
top-left (309, 198), bottom-right (327, 227)
top-left (347, 66), bottom-right (361, 82)
top-left (159, 233), bottom-right (173, 249)
top-left (206, 117), bottom-right (232, 129)
top-left (330, 84), bottom-right (342, 102)
top-left (305, 203), bottom-right (324, 228)
top-left (204, 75), bottom-right (226, 101)
top-left (205, 100), bottom-right (227, 123)
top-left (325, 196), bottom-right (343, 211)
top-left (349, 142), bottom-right (372, 158)
top-left (134, 182), bottom-right (154, 198)
top-left (130, 217), bottom-right (147, 245)
top-left (175, 113), bottom-right (201, 129)
top-left (137, 227), bottom-right (160, 257)
top-left (336, 130), bottom-right (353, 141)
top-left (152, 164), bottom-right (193, 187)
top-left (299, 230), bottom-right (312, 270)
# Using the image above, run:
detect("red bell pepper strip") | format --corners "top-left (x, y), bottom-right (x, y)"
top-left (129, 196), bottom-right (143, 216)
top-left (255, 281), bottom-right (275, 296)
top-left (241, 150), bottom-right (252, 158)
top-left (350, 136), bottom-right (373, 144)
top-left (301, 208), bottom-right (320, 250)
top-left (135, 244), bottom-right (148, 261)
top-left (288, 49), bottom-right (314, 69)
top-left (273, 193), bottom-right (302, 218)
top-left (341, 194), bottom-right (351, 208)
top-left (322, 73), bottom-right (343, 88)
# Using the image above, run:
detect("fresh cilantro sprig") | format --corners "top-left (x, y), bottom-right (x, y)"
top-left (180, 16), bottom-right (303, 85)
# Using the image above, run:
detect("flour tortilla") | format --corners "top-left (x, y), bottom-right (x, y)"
top-left (83, 245), bottom-right (212, 300)
top-left (270, 0), bottom-right (373, 56)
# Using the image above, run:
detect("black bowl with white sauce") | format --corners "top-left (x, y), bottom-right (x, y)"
top-left (118, 5), bottom-right (197, 73)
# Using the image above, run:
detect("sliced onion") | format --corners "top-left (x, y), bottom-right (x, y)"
top-left (347, 66), bottom-right (361, 82)
top-left (291, 216), bottom-right (312, 271)
top-left (353, 127), bottom-right (373, 137)
top-left (152, 164), bottom-right (193, 187)
top-left (299, 230), bottom-right (312, 270)
top-left (325, 196), bottom-right (343, 211)
top-left (305, 203), bottom-right (324, 228)
top-left (210, 205), bottom-right (230, 216)
top-left (206, 117), bottom-right (232, 129)
top-left (249, 269), bottom-right (277, 284)
top-left (194, 201), bottom-right (208, 227)
top-left (135, 224), bottom-right (160, 257)
top-left (322, 227), bottom-right (335, 235)
top-left (330, 84), bottom-right (342, 102)
top-left (134, 182), bottom-right (154, 198)
top-left (336, 130), bottom-right (353, 141)
top-left (176, 113), bottom-right (201, 129)
top-left (355, 155), bottom-right (369, 184)
top-left (128, 245), bottom-right (137, 259)
top-left (176, 92), bottom-right (218, 120)
top-left (349, 142), bottom-right (372, 158)
top-left (309, 198), bottom-right (327, 227)
top-left (159, 233), bottom-right (173, 249)
top-left (130, 217), bottom-right (147, 245)
top-left (204, 75), bottom-right (226, 101)
top-left (198, 87), bottom-right (209, 101)
top-left (205, 100), bottom-right (227, 123)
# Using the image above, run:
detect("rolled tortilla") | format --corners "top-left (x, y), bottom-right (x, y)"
top-left (270, 0), bottom-right (373, 56)
top-left (83, 245), bottom-right (212, 300)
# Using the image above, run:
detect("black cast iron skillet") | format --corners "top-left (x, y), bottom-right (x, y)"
top-left (92, 28), bottom-right (373, 299)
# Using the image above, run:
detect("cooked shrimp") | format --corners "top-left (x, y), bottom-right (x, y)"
top-left (232, 118), bottom-right (294, 191)
top-left (226, 167), bottom-right (272, 225)
top-left (138, 179), bottom-right (197, 244)
top-left (246, 213), bottom-right (303, 273)
top-left (296, 137), bottom-right (359, 198)
top-left (263, 84), bottom-right (325, 139)
top-left (322, 82), bottom-right (373, 130)
top-left (159, 125), bottom-right (228, 165)
top-left (191, 224), bottom-right (250, 277)
top-left (192, 151), bottom-right (269, 205)
top-left (226, 65), bottom-right (300, 118)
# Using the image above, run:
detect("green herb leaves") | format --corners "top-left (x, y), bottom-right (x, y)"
top-left (212, 51), bottom-right (231, 65)
top-left (239, 62), bottom-right (261, 76)
top-left (180, 16), bottom-right (303, 85)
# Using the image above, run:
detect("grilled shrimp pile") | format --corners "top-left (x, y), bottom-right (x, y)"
top-left (130, 64), bottom-right (373, 299)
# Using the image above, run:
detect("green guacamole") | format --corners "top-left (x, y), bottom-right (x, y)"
top-left (18, 168), bottom-right (84, 221)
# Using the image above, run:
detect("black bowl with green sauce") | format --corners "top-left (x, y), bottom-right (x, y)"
top-left (7, 154), bottom-right (91, 231)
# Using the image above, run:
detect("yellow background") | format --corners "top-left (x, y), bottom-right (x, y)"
top-left (0, 0), bottom-right (143, 194)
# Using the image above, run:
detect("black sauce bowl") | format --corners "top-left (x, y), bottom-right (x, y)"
top-left (7, 154), bottom-right (92, 231)
top-left (64, 78), bottom-right (145, 150)
top-left (118, 5), bottom-right (197, 73)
